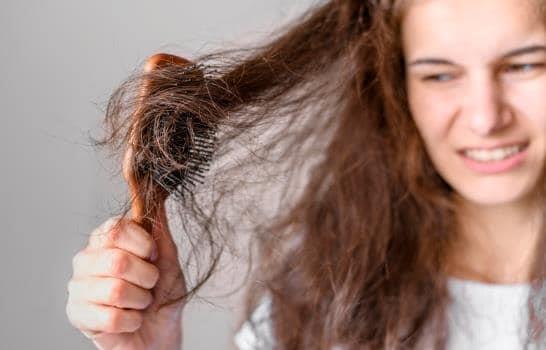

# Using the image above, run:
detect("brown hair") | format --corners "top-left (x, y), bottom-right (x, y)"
top-left (93, 0), bottom-right (546, 348)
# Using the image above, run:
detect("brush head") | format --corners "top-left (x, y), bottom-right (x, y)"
top-left (123, 53), bottom-right (218, 226)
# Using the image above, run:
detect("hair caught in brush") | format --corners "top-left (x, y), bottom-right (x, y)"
top-left (91, 0), bottom-right (546, 349)
top-left (122, 55), bottom-right (218, 230)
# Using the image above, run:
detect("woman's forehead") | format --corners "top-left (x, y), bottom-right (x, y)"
top-left (400, 0), bottom-right (545, 61)
top-left (399, 0), bottom-right (543, 30)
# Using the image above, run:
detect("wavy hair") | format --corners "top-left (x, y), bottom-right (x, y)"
top-left (93, 0), bottom-right (546, 348)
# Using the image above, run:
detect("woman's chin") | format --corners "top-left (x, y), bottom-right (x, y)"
top-left (452, 182), bottom-right (535, 208)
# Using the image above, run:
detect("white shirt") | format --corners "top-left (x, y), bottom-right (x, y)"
top-left (234, 277), bottom-right (538, 349)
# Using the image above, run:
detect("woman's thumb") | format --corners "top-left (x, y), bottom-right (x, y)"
top-left (147, 200), bottom-right (187, 310)
top-left (150, 201), bottom-right (179, 265)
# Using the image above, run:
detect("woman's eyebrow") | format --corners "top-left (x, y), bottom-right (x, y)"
top-left (499, 44), bottom-right (546, 59)
top-left (406, 44), bottom-right (546, 68)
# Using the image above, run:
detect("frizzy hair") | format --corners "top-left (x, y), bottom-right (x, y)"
top-left (93, 0), bottom-right (546, 349)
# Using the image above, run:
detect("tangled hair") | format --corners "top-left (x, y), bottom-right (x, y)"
top-left (93, 0), bottom-right (546, 348)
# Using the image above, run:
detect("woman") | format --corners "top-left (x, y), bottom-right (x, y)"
top-left (65, 0), bottom-right (546, 348)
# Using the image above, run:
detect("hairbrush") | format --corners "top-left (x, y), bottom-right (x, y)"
top-left (122, 53), bottom-right (217, 234)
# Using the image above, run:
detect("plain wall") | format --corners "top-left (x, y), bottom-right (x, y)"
top-left (0, 1), bottom-right (316, 348)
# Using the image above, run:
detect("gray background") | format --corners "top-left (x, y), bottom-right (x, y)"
top-left (0, 1), bottom-right (315, 349)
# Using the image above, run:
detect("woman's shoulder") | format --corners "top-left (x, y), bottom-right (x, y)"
top-left (233, 294), bottom-right (275, 350)
top-left (232, 295), bottom-right (349, 350)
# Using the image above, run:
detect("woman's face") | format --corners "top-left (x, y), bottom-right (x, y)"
top-left (402, 0), bottom-right (546, 206)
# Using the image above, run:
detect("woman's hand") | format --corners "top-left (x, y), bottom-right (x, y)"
top-left (65, 205), bottom-right (187, 350)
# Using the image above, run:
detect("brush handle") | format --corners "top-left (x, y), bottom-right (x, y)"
top-left (123, 53), bottom-right (194, 234)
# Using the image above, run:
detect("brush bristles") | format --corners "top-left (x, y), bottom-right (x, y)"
top-left (157, 122), bottom-right (218, 200)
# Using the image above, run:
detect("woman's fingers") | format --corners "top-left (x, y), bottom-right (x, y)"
top-left (67, 276), bottom-right (153, 310)
top-left (72, 247), bottom-right (160, 290)
top-left (66, 301), bottom-right (143, 334)
top-left (88, 216), bottom-right (158, 262)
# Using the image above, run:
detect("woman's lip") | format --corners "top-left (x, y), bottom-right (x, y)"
top-left (459, 143), bottom-right (528, 174)
top-left (458, 140), bottom-right (529, 153)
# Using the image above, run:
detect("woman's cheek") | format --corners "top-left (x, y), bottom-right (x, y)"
top-left (407, 80), bottom-right (461, 150)
top-left (413, 93), bottom-right (458, 143)
top-left (527, 79), bottom-right (546, 129)
top-left (505, 77), bottom-right (546, 129)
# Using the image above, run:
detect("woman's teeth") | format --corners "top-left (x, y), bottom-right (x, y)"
top-left (463, 145), bottom-right (524, 162)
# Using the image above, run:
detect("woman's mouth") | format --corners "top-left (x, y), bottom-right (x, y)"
top-left (458, 142), bottom-right (529, 174)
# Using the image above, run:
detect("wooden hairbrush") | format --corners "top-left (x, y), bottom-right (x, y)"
top-left (122, 53), bottom-right (217, 236)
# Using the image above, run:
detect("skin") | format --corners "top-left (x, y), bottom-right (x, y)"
top-left (66, 204), bottom-right (186, 350)
top-left (402, 0), bottom-right (546, 283)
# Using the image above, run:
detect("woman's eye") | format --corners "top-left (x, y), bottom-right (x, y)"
top-left (502, 63), bottom-right (545, 74)
top-left (421, 73), bottom-right (453, 83)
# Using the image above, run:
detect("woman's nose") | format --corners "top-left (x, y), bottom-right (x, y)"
top-left (464, 73), bottom-right (513, 136)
